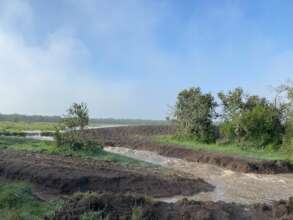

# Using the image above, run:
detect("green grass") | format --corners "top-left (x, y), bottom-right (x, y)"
top-left (156, 135), bottom-right (293, 162)
top-left (0, 121), bottom-right (58, 132)
top-left (0, 136), bottom-right (151, 166)
top-left (0, 182), bottom-right (63, 220)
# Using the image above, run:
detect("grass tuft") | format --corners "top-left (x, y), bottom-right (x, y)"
top-left (0, 182), bottom-right (62, 220)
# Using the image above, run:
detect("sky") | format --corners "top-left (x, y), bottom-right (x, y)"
top-left (0, 0), bottom-right (293, 119)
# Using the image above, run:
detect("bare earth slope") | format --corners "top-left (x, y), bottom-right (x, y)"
top-left (49, 192), bottom-right (293, 220)
top-left (0, 149), bottom-right (212, 197)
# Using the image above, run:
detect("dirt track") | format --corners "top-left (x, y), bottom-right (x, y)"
top-left (49, 192), bottom-right (293, 220)
top-left (78, 125), bottom-right (293, 174)
top-left (0, 149), bottom-right (212, 197)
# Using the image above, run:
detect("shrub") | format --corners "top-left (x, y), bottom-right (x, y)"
top-left (54, 130), bottom-right (103, 152)
top-left (283, 117), bottom-right (293, 151)
top-left (240, 104), bottom-right (283, 148)
top-left (218, 88), bottom-right (284, 148)
top-left (62, 137), bottom-right (103, 152)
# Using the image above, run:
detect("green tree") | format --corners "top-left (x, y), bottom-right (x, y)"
top-left (218, 88), bottom-right (284, 148)
top-left (218, 88), bottom-right (246, 143)
top-left (240, 103), bottom-right (283, 148)
top-left (218, 87), bottom-right (245, 120)
top-left (63, 102), bottom-right (89, 130)
top-left (175, 87), bottom-right (217, 143)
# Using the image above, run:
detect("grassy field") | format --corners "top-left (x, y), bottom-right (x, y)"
top-left (157, 135), bottom-right (293, 162)
top-left (0, 121), bottom-right (58, 132)
top-left (0, 136), bottom-right (152, 167)
top-left (0, 182), bottom-right (62, 219)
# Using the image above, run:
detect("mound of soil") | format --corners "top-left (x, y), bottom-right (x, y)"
top-left (49, 192), bottom-right (293, 220)
top-left (0, 149), bottom-right (213, 197)
top-left (79, 125), bottom-right (293, 174)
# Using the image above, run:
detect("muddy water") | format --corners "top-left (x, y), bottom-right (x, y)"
top-left (104, 146), bottom-right (293, 204)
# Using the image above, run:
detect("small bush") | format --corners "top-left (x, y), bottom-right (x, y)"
top-left (54, 130), bottom-right (103, 152)
top-left (64, 138), bottom-right (103, 152)
top-left (283, 118), bottom-right (293, 151)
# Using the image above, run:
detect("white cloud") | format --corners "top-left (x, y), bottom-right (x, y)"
top-left (1, 1), bottom-right (292, 119)
top-left (0, 0), bottom-right (178, 119)
top-left (0, 28), bottom-right (142, 117)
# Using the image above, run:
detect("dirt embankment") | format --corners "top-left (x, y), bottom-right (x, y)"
top-left (79, 125), bottom-right (293, 174)
top-left (49, 192), bottom-right (293, 220)
top-left (0, 149), bottom-right (212, 197)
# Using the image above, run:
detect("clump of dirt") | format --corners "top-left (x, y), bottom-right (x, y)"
top-left (79, 125), bottom-right (293, 174)
top-left (0, 149), bottom-right (213, 197)
top-left (48, 192), bottom-right (293, 220)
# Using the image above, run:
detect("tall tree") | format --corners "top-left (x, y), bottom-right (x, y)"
top-left (175, 87), bottom-right (217, 143)
top-left (218, 87), bottom-right (245, 120)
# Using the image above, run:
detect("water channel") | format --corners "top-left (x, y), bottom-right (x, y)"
top-left (105, 146), bottom-right (293, 204)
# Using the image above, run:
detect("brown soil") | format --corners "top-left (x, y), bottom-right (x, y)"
top-left (0, 149), bottom-right (213, 197)
top-left (49, 192), bottom-right (293, 220)
top-left (79, 125), bottom-right (293, 174)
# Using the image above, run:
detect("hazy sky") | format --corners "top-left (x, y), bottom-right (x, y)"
top-left (0, 0), bottom-right (293, 119)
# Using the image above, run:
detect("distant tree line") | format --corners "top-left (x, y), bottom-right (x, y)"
top-left (0, 114), bottom-right (62, 123)
top-left (0, 113), bottom-right (168, 125)
top-left (174, 82), bottom-right (293, 150)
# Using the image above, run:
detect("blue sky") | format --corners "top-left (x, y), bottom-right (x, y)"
top-left (0, 0), bottom-right (292, 119)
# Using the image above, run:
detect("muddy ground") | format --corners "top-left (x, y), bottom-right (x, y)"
top-left (0, 149), bottom-right (212, 197)
top-left (78, 125), bottom-right (293, 174)
top-left (2, 125), bottom-right (293, 219)
top-left (49, 192), bottom-right (293, 220)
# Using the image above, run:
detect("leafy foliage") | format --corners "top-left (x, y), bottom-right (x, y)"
top-left (175, 85), bottom-right (291, 149)
top-left (175, 87), bottom-right (218, 143)
top-left (218, 87), bottom-right (245, 120)
top-left (63, 102), bottom-right (89, 130)
top-left (218, 88), bottom-right (284, 147)
top-left (58, 132), bottom-right (103, 152)
top-left (56, 102), bottom-right (94, 151)
top-left (218, 88), bottom-right (284, 148)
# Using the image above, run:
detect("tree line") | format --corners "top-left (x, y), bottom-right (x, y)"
top-left (0, 114), bottom-right (61, 123)
top-left (0, 113), bottom-right (167, 125)
top-left (174, 82), bottom-right (293, 150)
